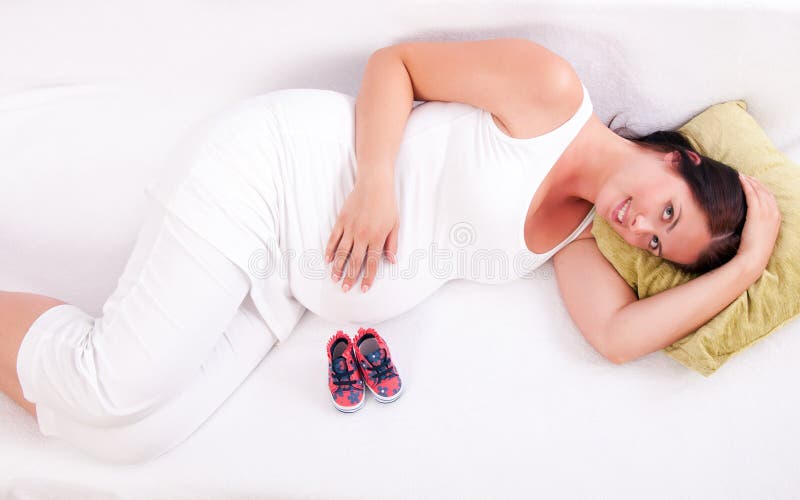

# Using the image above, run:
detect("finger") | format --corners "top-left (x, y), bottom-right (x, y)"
top-left (325, 221), bottom-right (343, 264)
top-left (749, 176), bottom-right (770, 194)
top-left (384, 223), bottom-right (399, 264)
top-left (740, 175), bottom-right (753, 202)
top-left (739, 173), bottom-right (752, 190)
top-left (748, 177), bottom-right (764, 202)
top-left (750, 177), bottom-right (770, 207)
top-left (752, 178), bottom-right (770, 213)
top-left (361, 246), bottom-right (382, 293)
top-left (748, 177), bottom-right (782, 221)
top-left (741, 175), bottom-right (760, 207)
top-left (342, 239), bottom-right (368, 292)
top-left (750, 178), bottom-right (780, 221)
top-left (764, 187), bottom-right (780, 217)
top-left (755, 180), bottom-right (777, 204)
top-left (331, 234), bottom-right (353, 282)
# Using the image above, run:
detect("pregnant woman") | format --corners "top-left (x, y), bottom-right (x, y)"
top-left (0, 38), bottom-right (781, 463)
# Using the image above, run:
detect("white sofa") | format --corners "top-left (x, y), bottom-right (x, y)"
top-left (2, 1), bottom-right (800, 498)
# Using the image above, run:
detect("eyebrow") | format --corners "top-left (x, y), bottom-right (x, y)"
top-left (658, 202), bottom-right (681, 258)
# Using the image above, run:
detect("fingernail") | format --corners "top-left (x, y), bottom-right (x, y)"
top-left (361, 284), bottom-right (369, 293)
top-left (324, 254), bottom-right (330, 263)
top-left (331, 273), bottom-right (339, 282)
top-left (342, 283), bottom-right (350, 292)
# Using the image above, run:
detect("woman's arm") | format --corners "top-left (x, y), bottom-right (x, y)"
top-left (351, 47), bottom-right (413, 187)
top-left (602, 255), bottom-right (757, 364)
top-left (355, 38), bottom-right (580, 185)
top-left (352, 38), bottom-right (577, 185)
top-left (553, 234), bottom-right (758, 365)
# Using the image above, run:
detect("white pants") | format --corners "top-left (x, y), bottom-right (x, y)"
top-left (16, 200), bottom-right (278, 464)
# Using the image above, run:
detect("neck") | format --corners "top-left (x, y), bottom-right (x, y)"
top-left (560, 116), bottom-right (657, 203)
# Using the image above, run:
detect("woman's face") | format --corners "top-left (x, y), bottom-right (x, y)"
top-left (597, 150), bottom-right (712, 265)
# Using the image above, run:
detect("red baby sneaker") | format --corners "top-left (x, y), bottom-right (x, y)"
top-left (353, 327), bottom-right (403, 403)
top-left (327, 331), bottom-right (365, 413)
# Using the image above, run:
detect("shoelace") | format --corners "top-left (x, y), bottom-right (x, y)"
top-left (331, 357), bottom-right (361, 391)
top-left (363, 349), bottom-right (397, 384)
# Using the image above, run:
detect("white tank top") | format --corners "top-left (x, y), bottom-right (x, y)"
top-left (391, 81), bottom-right (596, 283)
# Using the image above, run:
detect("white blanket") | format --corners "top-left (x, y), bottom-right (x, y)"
top-left (2, 1), bottom-right (799, 498)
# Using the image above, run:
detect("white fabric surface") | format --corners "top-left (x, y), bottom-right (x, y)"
top-left (2, 1), bottom-right (800, 499)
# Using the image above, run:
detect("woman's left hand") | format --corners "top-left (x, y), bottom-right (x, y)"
top-left (733, 173), bottom-right (781, 280)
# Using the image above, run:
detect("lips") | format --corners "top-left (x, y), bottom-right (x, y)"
top-left (612, 197), bottom-right (632, 226)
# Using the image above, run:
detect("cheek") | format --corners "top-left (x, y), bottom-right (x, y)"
top-left (623, 233), bottom-right (643, 249)
top-left (607, 174), bottom-right (659, 208)
top-left (634, 179), bottom-right (666, 200)
top-left (598, 176), bottom-right (628, 214)
top-left (607, 221), bottom-right (637, 248)
top-left (616, 227), bottom-right (649, 251)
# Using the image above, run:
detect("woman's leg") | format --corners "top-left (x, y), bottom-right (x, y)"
top-left (30, 294), bottom-right (278, 464)
top-left (10, 201), bottom-right (252, 429)
top-left (0, 292), bottom-right (66, 417)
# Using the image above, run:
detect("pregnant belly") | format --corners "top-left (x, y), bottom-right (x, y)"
top-left (281, 159), bottom-right (452, 325)
top-left (288, 256), bottom-right (446, 325)
top-left (227, 87), bottom-right (451, 324)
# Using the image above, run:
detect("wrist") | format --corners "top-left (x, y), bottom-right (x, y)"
top-left (729, 254), bottom-right (763, 285)
top-left (355, 167), bottom-right (395, 189)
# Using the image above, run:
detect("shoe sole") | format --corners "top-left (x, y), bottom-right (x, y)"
top-left (331, 393), bottom-right (366, 413)
top-left (366, 382), bottom-right (404, 403)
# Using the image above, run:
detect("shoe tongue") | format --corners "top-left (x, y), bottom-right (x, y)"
top-left (332, 356), bottom-right (349, 374)
top-left (365, 349), bottom-right (385, 366)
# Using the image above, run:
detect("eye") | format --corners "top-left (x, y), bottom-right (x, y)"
top-left (649, 204), bottom-right (674, 253)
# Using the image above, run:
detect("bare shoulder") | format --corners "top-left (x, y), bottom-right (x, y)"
top-left (499, 59), bottom-right (585, 140)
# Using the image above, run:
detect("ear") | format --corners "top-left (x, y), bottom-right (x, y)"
top-left (686, 150), bottom-right (702, 166)
top-left (664, 149), bottom-right (702, 167)
top-left (664, 150), bottom-right (681, 169)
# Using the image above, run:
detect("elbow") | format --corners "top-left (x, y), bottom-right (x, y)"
top-left (595, 332), bottom-right (631, 366)
top-left (583, 321), bottom-right (639, 366)
top-left (605, 350), bottom-right (628, 366)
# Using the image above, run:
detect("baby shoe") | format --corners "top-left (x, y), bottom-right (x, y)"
top-left (327, 331), bottom-right (365, 413)
top-left (353, 327), bottom-right (403, 403)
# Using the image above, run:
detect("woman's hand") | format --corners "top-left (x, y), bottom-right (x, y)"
top-left (734, 173), bottom-right (781, 279)
top-left (325, 175), bottom-right (399, 293)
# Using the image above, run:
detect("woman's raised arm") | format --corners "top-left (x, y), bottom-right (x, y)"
top-left (351, 38), bottom-right (576, 185)
top-left (554, 173), bottom-right (781, 364)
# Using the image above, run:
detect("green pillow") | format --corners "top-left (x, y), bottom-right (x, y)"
top-left (590, 100), bottom-right (800, 376)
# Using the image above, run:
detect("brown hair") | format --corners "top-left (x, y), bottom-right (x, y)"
top-left (631, 130), bottom-right (746, 274)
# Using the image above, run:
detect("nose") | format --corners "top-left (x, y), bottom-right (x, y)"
top-left (630, 213), bottom-right (654, 234)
